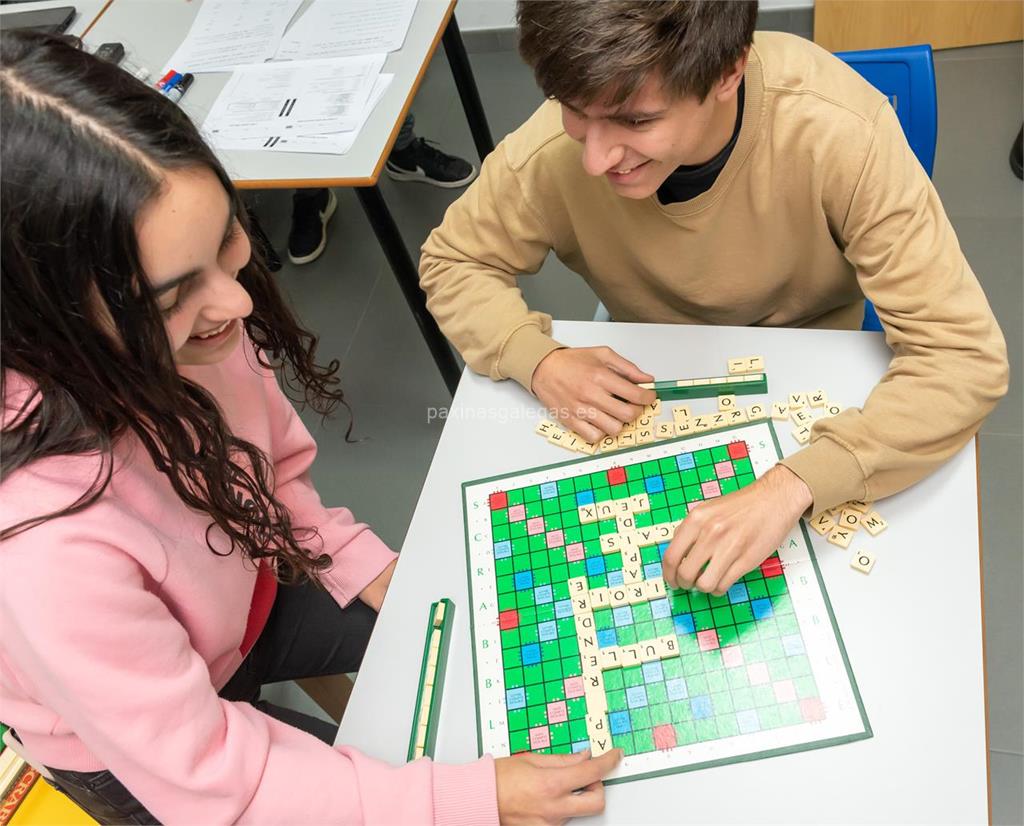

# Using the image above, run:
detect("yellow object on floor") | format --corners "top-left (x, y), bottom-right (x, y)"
top-left (10, 779), bottom-right (97, 825)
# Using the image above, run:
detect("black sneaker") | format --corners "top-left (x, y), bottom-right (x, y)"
top-left (288, 189), bottom-right (337, 265)
top-left (385, 138), bottom-right (478, 188)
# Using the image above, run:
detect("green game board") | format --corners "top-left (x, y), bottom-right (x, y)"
top-left (463, 421), bottom-right (871, 783)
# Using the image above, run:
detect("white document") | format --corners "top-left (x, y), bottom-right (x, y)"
top-left (275, 0), bottom-right (417, 60)
top-left (211, 73), bottom-right (393, 155)
top-left (163, 0), bottom-right (304, 74)
top-left (202, 54), bottom-right (386, 141)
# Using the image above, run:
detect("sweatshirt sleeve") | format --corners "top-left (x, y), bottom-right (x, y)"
top-left (260, 367), bottom-right (397, 607)
top-left (419, 140), bottom-right (565, 390)
top-left (780, 100), bottom-right (1008, 512)
top-left (0, 536), bottom-right (498, 826)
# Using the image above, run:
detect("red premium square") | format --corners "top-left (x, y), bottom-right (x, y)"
top-left (498, 609), bottom-right (519, 630)
top-left (653, 724), bottom-right (677, 750)
top-left (760, 557), bottom-right (784, 578)
top-left (727, 441), bottom-right (748, 459)
top-left (607, 467), bottom-right (627, 486)
top-left (489, 492), bottom-right (508, 510)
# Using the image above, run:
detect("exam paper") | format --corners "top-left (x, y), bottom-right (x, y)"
top-left (163, 0), bottom-right (303, 74)
top-left (211, 73), bottom-right (393, 155)
top-left (275, 0), bottom-right (417, 61)
top-left (202, 54), bottom-right (386, 141)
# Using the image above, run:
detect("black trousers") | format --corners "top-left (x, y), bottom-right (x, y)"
top-left (44, 580), bottom-right (377, 825)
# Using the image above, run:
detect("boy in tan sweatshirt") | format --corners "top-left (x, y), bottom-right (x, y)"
top-left (419, 1), bottom-right (1007, 595)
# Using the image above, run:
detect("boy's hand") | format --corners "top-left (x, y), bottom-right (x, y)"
top-left (495, 749), bottom-right (622, 825)
top-left (531, 347), bottom-right (656, 442)
top-left (357, 558), bottom-right (397, 612)
top-left (661, 465), bottom-right (813, 595)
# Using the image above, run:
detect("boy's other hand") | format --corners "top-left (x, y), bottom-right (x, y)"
top-left (661, 465), bottom-right (813, 595)
top-left (531, 347), bottom-right (656, 442)
top-left (495, 748), bottom-right (622, 825)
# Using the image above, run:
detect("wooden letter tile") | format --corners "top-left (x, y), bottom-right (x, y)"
top-left (655, 422), bottom-right (675, 440)
top-left (617, 432), bottom-right (636, 449)
top-left (718, 394), bottom-right (737, 411)
top-left (850, 550), bottom-right (876, 574)
top-left (746, 403), bottom-right (767, 420)
top-left (793, 424), bottom-right (812, 444)
top-left (771, 402), bottom-right (790, 420)
top-left (809, 389), bottom-right (828, 407)
top-left (837, 509), bottom-right (862, 531)
top-left (672, 405), bottom-right (693, 423)
top-left (861, 511), bottom-right (888, 536)
top-left (791, 408), bottom-right (815, 426)
top-left (827, 527), bottom-right (853, 548)
top-left (788, 393), bottom-right (808, 409)
top-left (808, 512), bottom-right (836, 536)
top-left (535, 419), bottom-right (558, 437)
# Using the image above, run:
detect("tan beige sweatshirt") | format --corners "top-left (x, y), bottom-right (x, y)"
top-left (420, 31), bottom-right (1008, 513)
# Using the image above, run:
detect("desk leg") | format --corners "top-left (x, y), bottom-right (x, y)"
top-left (442, 14), bottom-right (495, 162)
top-left (355, 185), bottom-right (461, 396)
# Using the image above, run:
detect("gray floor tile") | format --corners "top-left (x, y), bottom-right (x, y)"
top-left (260, 188), bottom-right (386, 365)
top-left (297, 397), bottom-right (445, 552)
top-left (991, 751), bottom-right (1024, 826)
top-left (933, 43), bottom-right (1023, 220)
top-left (980, 434), bottom-right (1024, 755)
top-left (951, 217), bottom-right (1024, 437)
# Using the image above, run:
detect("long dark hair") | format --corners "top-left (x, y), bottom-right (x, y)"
top-left (1, 30), bottom-right (342, 583)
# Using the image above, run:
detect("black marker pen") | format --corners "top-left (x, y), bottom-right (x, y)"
top-left (166, 73), bottom-right (194, 105)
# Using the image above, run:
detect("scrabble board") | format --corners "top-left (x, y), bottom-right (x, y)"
top-left (463, 421), bottom-right (871, 784)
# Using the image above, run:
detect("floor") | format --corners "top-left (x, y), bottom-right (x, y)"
top-left (252, 37), bottom-right (1023, 824)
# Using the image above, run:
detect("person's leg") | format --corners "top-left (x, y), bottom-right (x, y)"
top-left (219, 578), bottom-right (377, 743)
top-left (385, 111), bottom-right (479, 188)
top-left (393, 112), bottom-right (416, 152)
top-left (287, 187), bottom-right (337, 266)
top-left (44, 767), bottom-right (159, 824)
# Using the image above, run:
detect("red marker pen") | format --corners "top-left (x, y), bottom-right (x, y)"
top-left (155, 69), bottom-right (176, 91)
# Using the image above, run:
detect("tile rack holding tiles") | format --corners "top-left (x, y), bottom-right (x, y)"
top-left (463, 421), bottom-right (871, 784)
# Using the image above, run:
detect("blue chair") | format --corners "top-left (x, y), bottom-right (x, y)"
top-left (836, 44), bottom-right (937, 331)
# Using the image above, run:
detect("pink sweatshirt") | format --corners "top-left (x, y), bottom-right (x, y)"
top-left (0, 336), bottom-right (498, 825)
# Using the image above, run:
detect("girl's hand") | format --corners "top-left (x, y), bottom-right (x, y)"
top-left (495, 748), bottom-right (622, 825)
top-left (357, 558), bottom-right (397, 612)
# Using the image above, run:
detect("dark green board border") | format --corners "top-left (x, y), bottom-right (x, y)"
top-left (461, 420), bottom-right (872, 784)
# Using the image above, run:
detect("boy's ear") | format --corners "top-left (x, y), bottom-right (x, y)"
top-left (714, 46), bottom-right (750, 102)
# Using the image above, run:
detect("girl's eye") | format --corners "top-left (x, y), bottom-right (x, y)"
top-left (160, 292), bottom-right (185, 319)
top-left (220, 220), bottom-right (242, 251)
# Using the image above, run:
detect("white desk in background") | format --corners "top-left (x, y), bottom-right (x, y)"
top-left (338, 322), bottom-right (990, 825)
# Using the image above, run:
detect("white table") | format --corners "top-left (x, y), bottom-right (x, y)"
top-left (337, 321), bottom-right (990, 825)
top-left (80, 0), bottom-right (491, 394)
